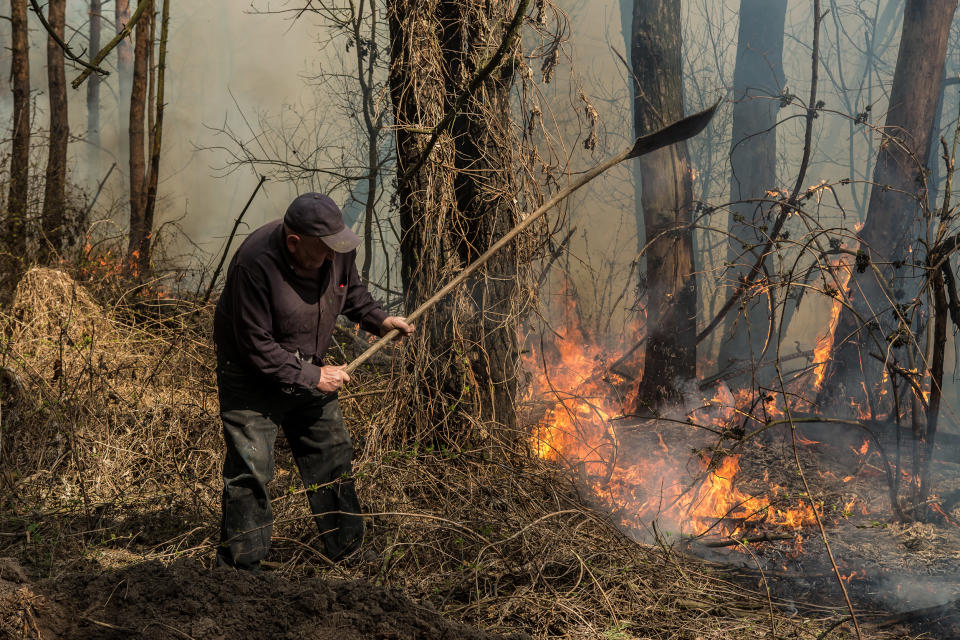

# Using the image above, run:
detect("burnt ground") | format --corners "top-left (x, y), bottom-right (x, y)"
top-left (719, 519), bottom-right (960, 638)
top-left (747, 438), bottom-right (960, 637)
top-left (701, 421), bottom-right (960, 638)
top-left (0, 558), bottom-right (526, 640)
top-left (594, 413), bottom-right (960, 638)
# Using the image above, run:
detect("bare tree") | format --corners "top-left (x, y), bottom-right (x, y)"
top-left (717, 0), bottom-right (788, 381)
top-left (820, 0), bottom-right (902, 219)
top-left (351, 0), bottom-right (383, 283)
top-left (41, 0), bottom-right (69, 261)
top-left (137, 0), bottom-right (171, 274)
top-left (819, 0), bottom-right (958, 413)
top-left (630, 0), bottom-right (696, 408)
top-left (88, 0), bottom-right (103, 185)
top-left (127, 2), bottom-right (152, 269)
top-left (7, 0), bottom-right (30, 270)
top-left (116, 0), bottom-right (133, 132)
top-left (203, 2), bottom-right (396, 299)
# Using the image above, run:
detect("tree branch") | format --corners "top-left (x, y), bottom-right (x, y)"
top-left (28, 0), bottom-right (107, 78)
top-left (203, 175), bottom-right (268, 304)
top-left (697, 1), bottom-right (826, 346)
top-left (70, 0), bottom-right (152, 89)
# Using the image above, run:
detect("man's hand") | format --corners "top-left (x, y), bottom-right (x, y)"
top-left (380, 316), bottom-right (415, 340)
top-left (317, 365), bottom-right (350, 393)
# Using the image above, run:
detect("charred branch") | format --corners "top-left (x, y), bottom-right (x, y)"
top-left (697, 533), bottom-right (794, 548)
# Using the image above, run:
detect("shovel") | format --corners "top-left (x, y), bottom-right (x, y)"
top-left (344, 100), bottom-right (720, 375)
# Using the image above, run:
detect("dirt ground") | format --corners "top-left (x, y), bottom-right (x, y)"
top-left (0, 557), bottom-right (525, 640)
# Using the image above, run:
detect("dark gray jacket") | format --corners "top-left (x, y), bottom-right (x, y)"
top-left (213, 220), bottom-right (386, 389)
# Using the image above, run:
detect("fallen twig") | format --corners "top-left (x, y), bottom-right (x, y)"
top-left (81, 616), bottom-right (132, 632)
top-left (697, 350), bottom-right (814, 390)
top-left (698, 533), bottom-right (795, 548)
top-left (816, 616), bottom-right (852, 640)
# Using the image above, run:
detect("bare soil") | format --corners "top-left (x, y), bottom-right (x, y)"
top-left (0, 558), bottom-right (524, 640)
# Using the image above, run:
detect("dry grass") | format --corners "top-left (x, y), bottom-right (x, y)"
top-left (0, 268), bottom-right (906, 639)
top-left (1, 268), bottom-right (219, 566)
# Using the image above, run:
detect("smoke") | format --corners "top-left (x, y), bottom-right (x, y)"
top-left (10, 2), bottom-right (328, 266)
top-left (876, 573), bottom-right (960, 613)
top-left (9, 0), bottom-right (960, 630)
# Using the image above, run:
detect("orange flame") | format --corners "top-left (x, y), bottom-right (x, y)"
top-left (526, 284), bottom-right (821, 538)
top-left (812, 258), bottom-right (853, 390)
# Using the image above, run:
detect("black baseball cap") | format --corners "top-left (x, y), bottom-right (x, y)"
top-left (283, 193), bottom-right (361, 253)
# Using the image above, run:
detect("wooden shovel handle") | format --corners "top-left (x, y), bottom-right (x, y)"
top-left (343, 100), bottom-right (719, 376)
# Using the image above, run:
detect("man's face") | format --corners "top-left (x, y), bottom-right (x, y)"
top-left (286, 232), bottom-right (335, 270)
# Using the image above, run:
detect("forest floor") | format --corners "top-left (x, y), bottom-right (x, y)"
top-left (0, 556), bottom-right (520, 640)
top-left (0, 267), bottom-right (923, 639)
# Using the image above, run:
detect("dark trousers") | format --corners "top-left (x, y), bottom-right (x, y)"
top-left (216, 361), bottom-right (363, 569)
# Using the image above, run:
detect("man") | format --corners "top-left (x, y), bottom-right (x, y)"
top-left (213, 192), bottom-right (413, 570)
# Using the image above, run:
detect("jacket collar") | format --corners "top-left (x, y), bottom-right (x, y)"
top-left (271, 221), bottom-right (299, 276)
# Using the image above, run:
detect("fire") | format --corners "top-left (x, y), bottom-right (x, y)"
top-left (930, 503), bottom-right (960, 528)
top-left (676, 455), bottom-right (767, 533)
top-left (670, 455), bottom-right (816, 534)
top-left (81, 239), bottom-right (128, 280)
top-left (812, 257), bottom-right (854, 390)
top-left (806, 179), bottom-right (830, 202)
top-left (526, 288), bottom-right (820, 538)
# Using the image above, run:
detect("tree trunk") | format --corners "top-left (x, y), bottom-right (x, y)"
top-left (41, 0), bottom-right (69, 262)
top-left (87, 0), bottom-right (102, 187)
top-left (138, 0), bottom-right (170, 275)
top-left (388, 0), bottom-right (525, 443)
top-left (127, 2), bottom-right (151, 268)
top-left (818, 0), bottom-right (958, 414)
top-left (0, 3), bottom-right (8, 94)
top-left (116, 0), bottom-right (133, 135)
top-left (7, 0), bottom-right (30, 269)
top-left (717, 0), bottom-right (788, 380)
top-left (631, 0), bottom-right (697, 409)
top-left (619, 0), bottom-right (646, 264)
